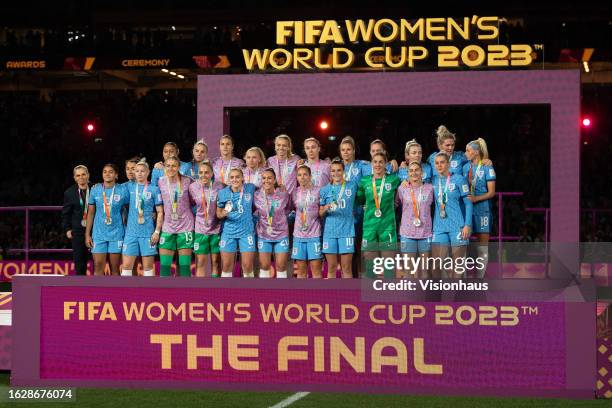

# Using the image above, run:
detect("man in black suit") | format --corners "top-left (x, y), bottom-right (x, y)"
top-left (61, 165), bottom-right (91, 275)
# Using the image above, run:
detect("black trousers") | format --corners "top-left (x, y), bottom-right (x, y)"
top-left (71, 233), bottom-right (89, 275)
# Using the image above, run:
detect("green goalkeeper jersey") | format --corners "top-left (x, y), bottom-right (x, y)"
top-left (356, 173), bottom-right (400, 231)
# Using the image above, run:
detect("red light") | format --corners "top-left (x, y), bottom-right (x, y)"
top-left (86, 123), bottom-right (95, 132)
top-left (582, 117), bottom-right (591, 127)
top-left (319, 120), bottom-right (329, 130)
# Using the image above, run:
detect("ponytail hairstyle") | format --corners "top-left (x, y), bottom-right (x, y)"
top-left (372, 151), bottom-right (388, 163)
top-left (404, 139), bottom-right (421, 153)
top-left (434, 151), bottom-right (450, 162)
top-left (296, 164), bottom-right (312, 176)
top-left (163, 142), bottom-right (180, 158)
top-left (303, 137), bottom-right (321, 147)
top-left (330, 157), bottom-right (345, 169)
top-left (200, 161), bottom-right (214, 173)
top-left (136, 157), bottom-right (150, 172)
top-left (467, 138), bottom-right (490, 161)
top-left (370, 139), bottom-right (387, 151)
top-left (274, 134), bottom-right (294, 156)
top-left (102, 163), bottom-right (120, 180)
top-left (436, 125), bottom-right (456, 147)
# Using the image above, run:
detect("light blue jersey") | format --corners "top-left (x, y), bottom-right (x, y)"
top-left (319, 180), bottom-right (358, 238)
top-left (397, 162), bottom-right (433, 184)
top-left (431, 173), bottom-right (473, 233)
top-left (151, 161), bottom-right (189, 186)
top-left (88, 183), bottom-right (129, 242)
top-left (217, 183), bottom-right (256, 239)
top-left (427, 151), bottom-right (467, 176)
top-left (125, 182), bottom-right (162, 238)
top-left (342, 160), bottom-right (368, 183)
top-left (462, 162), bottom-right (496, 215)
top-left (181, 161), bottom-right (203, 181)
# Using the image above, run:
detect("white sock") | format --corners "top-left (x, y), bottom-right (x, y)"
top-left (221, 271), bottom-right (233, 278)
top-left (143, 269), bottom-right (154, 277)
top-left (476, 246), bottom-right (489, 279)
top-left (276, 270), bottom-right (288, 279)
top-left (259, 269), bottom-right (270, 278)
top-left (243, 271), bottom-right (255, 278)
top-left (121, 269), bottom-right (132, 277)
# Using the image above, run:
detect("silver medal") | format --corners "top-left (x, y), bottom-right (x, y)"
top-left (224, 202), bottom-right (233, 213)
top-left (374, 209), bottom-right (382, 218)
top-left (81, 219), bottom-right (87, 227)
top-left (440, 209), bottom-right (446, 218)
top-left (105, 218), bottom-right (112, 226)
top-left (267, 226), bottom-right (273, 235)
top-left (413, 218), bottom-right (422, 227)
top-left (171, 213), bottom-right (179, 221)
top-left (329, 202), bottom-right (337, 211)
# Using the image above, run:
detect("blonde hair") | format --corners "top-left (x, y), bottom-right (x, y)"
top-left (193, 139), bottom-right (208, 150)
top-left (274, 134), bottom-right (293, 156)
top-left (436, 125), bottom-right (456, 146)
top-left (136, 158), bottom-right (150, 171)
top-left (339, 136), bottom-right (356, 160)
top-left (219, 134), bottom-right (233, 145)
top-left (303, 137), bottom-right (320, 147)
top-left (405, 139), bottom-right (421, 153)
top-left (164, 155), bottom-right (181, 166)
top-left (244, 146), bottom-right (266, 168)
top-left (467, 138), bottom-right (490, 160)
top-left (73, 164), bottom-right (89, 175)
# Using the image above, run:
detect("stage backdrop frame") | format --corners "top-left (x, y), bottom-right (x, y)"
top-left (197, 70), bottom-right (580, 244)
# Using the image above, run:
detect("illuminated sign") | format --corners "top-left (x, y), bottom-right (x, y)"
top-left (243, 17), bottom-right (534, 70)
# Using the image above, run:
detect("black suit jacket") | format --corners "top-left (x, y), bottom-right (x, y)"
top-left (62, 184), bottom-right (90, 235)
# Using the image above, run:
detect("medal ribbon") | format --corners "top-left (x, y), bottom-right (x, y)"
top-left (409, 183), bottom-right (422, 220)
top-left (310, 160), bottom-right (320, 185)
top-left (201, 181), bottom-right (212, 223)
top-left (335, 180), bottom-right (346, 205)
top-left (102, 186), bottom-right (115, 223)
top-left (167, 177), bottom-right (181, 216)
top-left (371, 175), bottom-right (385, 214)
top-left (79, 187), bottom-right (89, 222)
top-left (468, 160), bottom-right (482, 194)
top-left (264, 191), bottom-right (275, 228)
top-left (298, 187), bottom-right (310, 228)
top-left (220, 159), bottom-right (232, 184)
top-left (438, 173), bottom-right (450, 211)
top-left (136, 182), bottom-right (148, 216)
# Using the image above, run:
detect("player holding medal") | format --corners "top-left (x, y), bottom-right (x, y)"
top-left (121, 160), bottom-right (163, 277)
top-left (396, 161), bottom-right (434, 278)
top-left (158, 156), bottom-right (195, 277)
top-left (151, 142), bottom-right (188, 187)
top-left (181, 139), bottom-right (209, 181)
top-left (212, 135), bottom-right (244, 186)
top-left (242, 147), bottom-right (266, 188)
top-left (216, 168), bottom-right (257, 278)
top-left (189, 162), bottom-right (222, 277)
top-left (302, 137), bottom-right (330, 187)
top-left (85, 164), bottom-right (129, 275)
top-left (431, 152), bottom-right (473, 278)
top-left (254, 168), bottom-right (290, 278)
top-left (267, 134), bottom-right (301, 195)
top-left (319, 159), bottom-right (358, 279)
top-left (463, 138), bottom-right (496, 278)
top-left (398, 140), bottom-right (433, 184)
top-left (356, 152), bottom-right (401, 278)
top-left (291, 165), bottom-right (322, 278)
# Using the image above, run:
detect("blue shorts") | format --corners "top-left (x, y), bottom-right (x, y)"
top-left (322, 237), bottom-right (355, 254)
top-left (92, 240), bottom-right (123, 254)
top-left (432, 231), bottom-right (469, 247)
top-left (292, 237), bottom-right (322, 260)
top-left (219, 234), bottom-right (256, 253)
top-left (122, 235), bottom-right (157, 257)
top-left (400, 236), bottom-right (432, 253)
top-left (472, 213), bottom-right (491, 234)
top-left (258, 237), bottom-right (290, 253)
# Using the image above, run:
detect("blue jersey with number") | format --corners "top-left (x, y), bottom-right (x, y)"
top-left (125, 182), bottom-right (162, 238)
top-left (462, 162), bottom-right (496, 215)
top-left (88, 183), bottom-right (129, 242)
top-left (397, 162), bottom-right (433, 184)
top-left (427, 151), bottom-right (467, 176)
top-left (151, 161), bottom-right (189, 187)
top-left (431, 173), bottom-right (473, 233)
top-left (319, 180), bottom-right (358, 238)
top-left (217, 183), bottom-right (256, 238)
top-left (360, 161), bottom-right (395, 177)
